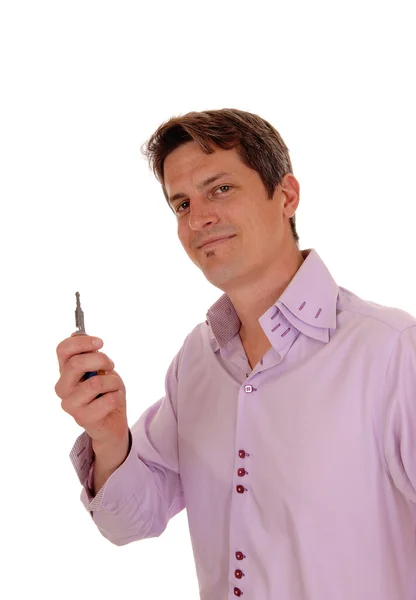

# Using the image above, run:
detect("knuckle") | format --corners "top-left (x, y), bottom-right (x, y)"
top-left (60, 397), bottom-right (70, 413)
top-left (56, 340), bottom-right (66, 356)
top-left (72, 409), bottom-right (83, 427)
top-left (56, 339), bottom-right (73, 360)
top-left (110, 373), bottom-right (122, 387)
top-left (100, 353), bottom-right (111, 367)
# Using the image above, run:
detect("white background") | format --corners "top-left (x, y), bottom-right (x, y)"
top-left (1, 0), bottom-right (415, 598)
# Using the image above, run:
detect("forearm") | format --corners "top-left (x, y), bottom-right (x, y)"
top-left (70, 403), bottom-right (184, 545)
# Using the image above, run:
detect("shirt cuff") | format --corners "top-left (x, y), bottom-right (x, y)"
top-left (70, 429), bottom-right (134, 513)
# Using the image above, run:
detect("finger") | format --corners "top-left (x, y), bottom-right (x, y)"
top-left (56, 334), bottom-right (103, 374)
top-left (72, 390), bottom-right (125, 431)
top-left (55, 351), bottom-right (114, 398)
top-left (111, 369), bottom-right (126, 396)
top-left (61, 373), bottom-right (123, 414)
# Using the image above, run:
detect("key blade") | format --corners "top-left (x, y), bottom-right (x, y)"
top-left (75, 291), bottom-right (86, 333)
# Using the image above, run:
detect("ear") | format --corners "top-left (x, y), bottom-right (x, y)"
top-left (279, 174), bottom-right (300, 218)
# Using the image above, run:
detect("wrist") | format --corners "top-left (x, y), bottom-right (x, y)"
top-left (92, 430), bottom-right (130, 469)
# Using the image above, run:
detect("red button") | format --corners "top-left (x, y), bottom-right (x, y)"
top-left (235, 551), bottom-right (245, 560)
top-left (238, 450), bottom-right (246, 458)
top-left (238, 468), bottom-right (246, 477)
top-left (236, 485), bottom-right (245, 494)
top-left (234, 588), bottom-right (242, 597)
top-left (235, 569), bottom-right (243, 579)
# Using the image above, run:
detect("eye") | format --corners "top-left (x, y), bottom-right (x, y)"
top-left (176, 200), bottom-right (189, 214)
top-left (175, 185), bottom-right (233, 214)
top-left (215, 185), bottom-right (232, 194)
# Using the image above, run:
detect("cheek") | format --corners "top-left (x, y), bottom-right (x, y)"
top-left (177, 221), bottom-right (185, 240)
top-left (177, 224), bottom-right (192, 250)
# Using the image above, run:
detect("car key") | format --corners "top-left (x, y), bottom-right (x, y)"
top-left (74, 291), bottom-right (104, 398)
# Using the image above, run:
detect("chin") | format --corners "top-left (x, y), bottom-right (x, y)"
top-left (202, 264), bottom-right (240, 290)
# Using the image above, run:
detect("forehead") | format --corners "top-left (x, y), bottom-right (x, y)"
top-left (163, 142), bottom-right (244, 192)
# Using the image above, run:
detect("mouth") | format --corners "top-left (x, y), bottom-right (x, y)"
top-left (200, 236), bottom-right (235, 250)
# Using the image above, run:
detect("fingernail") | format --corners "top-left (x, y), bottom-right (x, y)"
top-left (92, 338), bottom-right (103, 347)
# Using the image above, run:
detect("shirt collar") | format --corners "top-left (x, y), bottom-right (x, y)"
top-left (205, 248), bottom-right (339, 352)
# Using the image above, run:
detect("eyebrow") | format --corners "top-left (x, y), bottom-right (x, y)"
top-left (168, 171), bottom-right (231, 206)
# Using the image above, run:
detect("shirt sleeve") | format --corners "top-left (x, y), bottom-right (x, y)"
top-left (68, 348), bottom-right (185, 546)
top-left (383, 324), bottom-right (416, 503)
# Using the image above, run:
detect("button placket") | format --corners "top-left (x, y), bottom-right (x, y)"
top-left (236, 446), bottom-right (249, 494)
top-left (234, 352), bottom-right (257, 597)
top-left (234, 444), bottom-right (248, 591)
top-left (233, 447), bottom-right (248, 594)
top-left (236, 446), bottom-right (250, 494)
top-left (234, 549), bottom-right (246, 595)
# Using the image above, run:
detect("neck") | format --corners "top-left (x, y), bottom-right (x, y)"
top-left (230, 245), bottom-right (305, 343)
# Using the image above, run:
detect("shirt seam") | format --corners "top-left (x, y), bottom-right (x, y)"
top-left (336, 298), bottom-right (416, 334)
top-left (380, 323), bottom-right (416, 479)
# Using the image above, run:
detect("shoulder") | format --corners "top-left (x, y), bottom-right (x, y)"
top-left (337, 285), bottom-right (416, 336)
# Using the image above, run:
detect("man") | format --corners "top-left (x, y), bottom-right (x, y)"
top-left (55, 109), bottom-right (416, 599)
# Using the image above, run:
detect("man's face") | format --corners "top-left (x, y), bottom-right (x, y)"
top-left (163, 141), bottom-right (299, 292)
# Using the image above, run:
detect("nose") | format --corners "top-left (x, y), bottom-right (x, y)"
top-left (188, 197), bottom-right (220, 231)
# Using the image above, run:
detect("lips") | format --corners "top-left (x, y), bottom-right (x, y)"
top-left (199, 235), bottom-right (235, 249)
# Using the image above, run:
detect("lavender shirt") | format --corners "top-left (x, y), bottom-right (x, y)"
top-left (70, 248), bottom-right (416, 599)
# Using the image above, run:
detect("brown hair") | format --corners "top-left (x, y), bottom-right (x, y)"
top-left (141, 108), bottom-right (299, 246)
